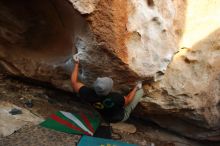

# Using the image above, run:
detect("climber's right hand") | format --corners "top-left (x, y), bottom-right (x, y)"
top-left (136, 81), bottom-right (142, 90)
top-left (72, 54), bottom-right (79, 63)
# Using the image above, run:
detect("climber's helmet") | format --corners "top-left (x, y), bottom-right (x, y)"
top-left (93, 77), bottom-right (113, 96)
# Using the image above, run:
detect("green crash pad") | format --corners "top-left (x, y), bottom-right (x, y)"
top-left (40, 111), bottom-right (100, 136)
top-left (77, 135), bottom-right (137, 146)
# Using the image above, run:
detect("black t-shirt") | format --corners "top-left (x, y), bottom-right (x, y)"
top-left (79, 86), bottom-right (125, 123)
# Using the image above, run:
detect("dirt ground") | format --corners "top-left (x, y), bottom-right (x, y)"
top-left (0, 73), bottom-right (219, 146)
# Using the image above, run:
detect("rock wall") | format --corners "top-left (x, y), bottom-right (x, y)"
top-left (140, 29), bottom-right (220, 141)
top-left (72, 0), bottom-right (185, 91)
top-left (0, 0), bottom-right (184, 91)
top-left (0, 0), bottom-right (219, 141)
top-left (139, 0), bottom-right (220, 141)
top-left (0, 0), bottom-right (75, 90)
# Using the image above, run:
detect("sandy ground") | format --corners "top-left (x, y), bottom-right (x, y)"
top-left (0, 73), bottom-right (219, 146)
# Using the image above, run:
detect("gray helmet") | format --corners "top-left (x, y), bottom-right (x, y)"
top-left (93, 77), bottom-right (113, 96)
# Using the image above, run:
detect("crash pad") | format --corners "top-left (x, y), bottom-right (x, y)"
top-left (77, 135), bottom-right (137, 146)
top-left (40, 111), bottom-right (100, 136)
top-left (0, 102), bottom-right (43, 137)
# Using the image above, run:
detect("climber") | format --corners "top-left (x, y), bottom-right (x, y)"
top-left (71, 54), bottom-right (144, 123)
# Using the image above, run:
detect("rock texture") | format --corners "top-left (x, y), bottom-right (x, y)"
top-left (0, 0), bottom-right (75, 91)
top-left (137, 0), bottom-right (220, 141)
top-left (180, 0), bottom-right (220, 47)
top-left (140, 29), bottom-right (220, 141)
top-left (0, 0), bottom-right (220, 142)
top-left (0, 0), bottom-right (184, 91)
top-left (72, 0), bottom-right (185, 92)
top-left (69, 0), bottom-right (100, 14)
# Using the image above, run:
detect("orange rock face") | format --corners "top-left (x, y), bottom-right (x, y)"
top-left (88, 0), bottom-right (130, 62)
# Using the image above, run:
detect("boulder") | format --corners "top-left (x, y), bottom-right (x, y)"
top-left (138, 0), bottom-right (220, 141)
top-left (0, 0), bottom-right (184, 91)
top-left (71, 0), bottom-right (185, 91)
top-left (140, 29), bottom-right (220, 141)
top-left (0, 0), bottom-right (77, 91)
top-left (0, 0), bottom-right (219, 141)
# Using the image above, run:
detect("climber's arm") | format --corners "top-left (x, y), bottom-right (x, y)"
top-left (124, 82), bottom-right (142, 106)
top-left (124, 86), bottom-right (138, 106)
top-left (71, 56), bottom-right (85, 93)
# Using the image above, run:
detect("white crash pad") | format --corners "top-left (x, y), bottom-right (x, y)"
top-left (0, 102), bottom-right (43, 137)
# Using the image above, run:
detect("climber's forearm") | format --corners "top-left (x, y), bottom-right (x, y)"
top-left (71, 63), bottom-right (84, 93)
top-left (71, 63), bottom-right (79, 83)
top-left (124, 86), bottom-right (138, 106)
